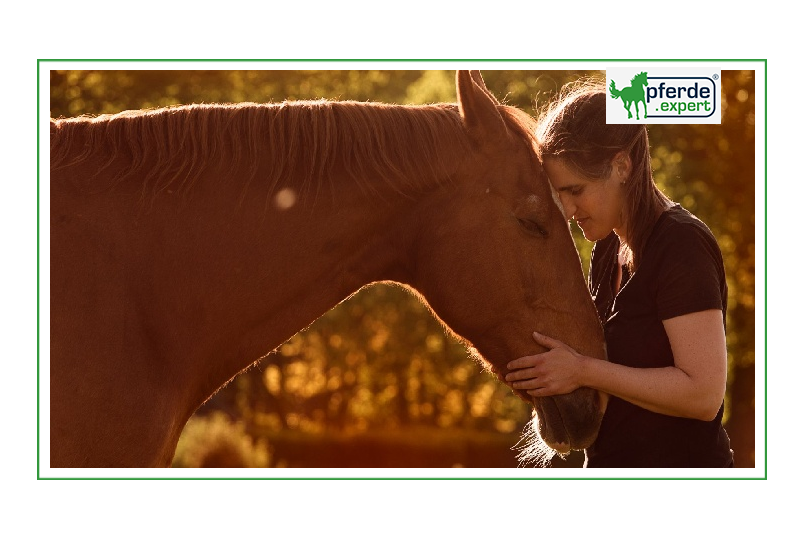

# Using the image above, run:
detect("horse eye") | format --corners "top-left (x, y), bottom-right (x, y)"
top-left (518, 218), bottom-right (548, 237)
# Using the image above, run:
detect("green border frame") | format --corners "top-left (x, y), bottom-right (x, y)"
top-left (37, 58), bottom-right (768, 480)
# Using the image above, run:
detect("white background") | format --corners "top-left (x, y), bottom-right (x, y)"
top-left (4, 2), bottom-right (797, 536)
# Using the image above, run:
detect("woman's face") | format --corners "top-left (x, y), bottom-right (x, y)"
top-left (544, 157), bottom-right (627, 242)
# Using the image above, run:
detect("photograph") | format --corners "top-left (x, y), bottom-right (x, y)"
top-left (42, 64), bottom-right (760, 478)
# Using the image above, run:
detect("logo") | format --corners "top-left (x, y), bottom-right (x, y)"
top-left (606, 68), bottom-right (721, 124)
top-left (609, 71), bottom-right (649, 120)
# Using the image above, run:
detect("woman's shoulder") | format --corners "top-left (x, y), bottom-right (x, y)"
top-left (644, 204), bottom-right (725, 279)
top-left (650, 204), bottom-right (720, 252)
top-left (647, 205), bottom-right (727, 319)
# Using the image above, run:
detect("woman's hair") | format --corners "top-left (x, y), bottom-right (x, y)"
top-left (535, 79), bottom-right (671, 270)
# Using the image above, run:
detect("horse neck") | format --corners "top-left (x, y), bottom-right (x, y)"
top-left (259, 182), bottom-right (422, 305)
top-left (170, 169), bottom-right (432, 404)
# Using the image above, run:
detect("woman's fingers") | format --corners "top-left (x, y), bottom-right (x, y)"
top-left (512, 379), bottom-right (544, 390)
top-left (505, 335), bottom-right (581, 397)
top-left (506, 355), bottom-right (539, 371)
top-left (504, 367), bottom-right (539, 382)
top-left (532, 331), bottom-right (564, 349)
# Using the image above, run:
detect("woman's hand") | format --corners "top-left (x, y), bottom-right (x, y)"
top-left (505, 310), bottom-right (727, 421)
top-left (504, 331), bottom-right (586, 397)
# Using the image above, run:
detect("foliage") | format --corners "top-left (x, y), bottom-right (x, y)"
top-left (50, 68), bottom-right (756, 467)
top-left (172, 411), bottom-right (270, 468)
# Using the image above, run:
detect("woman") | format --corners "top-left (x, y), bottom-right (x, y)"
top-left (505, 82), bottom-right (734, 467)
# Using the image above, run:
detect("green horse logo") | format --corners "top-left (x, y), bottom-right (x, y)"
top-left (609, 72), bottom-right (648, 120)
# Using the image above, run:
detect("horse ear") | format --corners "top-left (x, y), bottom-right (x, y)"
top-left (456, 70), bottom-right (508, 141)
top-left (469, 70), bottom-right (499, 102)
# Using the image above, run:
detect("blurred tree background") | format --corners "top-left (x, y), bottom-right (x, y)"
top-left (50, 68), bottom-right (756, 469)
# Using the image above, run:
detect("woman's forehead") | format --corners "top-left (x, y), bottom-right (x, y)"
top-left (543, 158), bottom-right (589, 188)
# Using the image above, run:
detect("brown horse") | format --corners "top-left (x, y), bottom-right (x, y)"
top-left (49, 71), bottom-right (607, 468)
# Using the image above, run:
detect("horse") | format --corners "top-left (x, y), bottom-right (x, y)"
top-left (49, 70), bottom-right (608, 468)
top-left (609, 71), bottom-right (649, 120)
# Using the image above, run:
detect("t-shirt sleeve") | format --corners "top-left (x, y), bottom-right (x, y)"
top-left (654, 222), bottom-right (725, 321)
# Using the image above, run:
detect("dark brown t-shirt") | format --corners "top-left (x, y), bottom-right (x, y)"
top-left (585, 204), bottom-right (734, 468)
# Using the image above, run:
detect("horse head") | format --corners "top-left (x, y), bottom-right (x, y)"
top-left (409, 71), bottom-right (608, 459)
top-left (636, 71), bottom-right (649, 86)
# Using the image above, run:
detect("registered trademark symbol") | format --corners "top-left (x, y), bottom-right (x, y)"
top-left (713, 74), bottom-right (719, 80)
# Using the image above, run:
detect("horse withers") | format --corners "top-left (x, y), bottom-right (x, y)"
top-left (49, 70), bottom-right (607, 467)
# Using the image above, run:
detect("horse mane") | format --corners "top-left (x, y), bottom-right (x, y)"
top-left (50, 100), bottom-right (535, 205)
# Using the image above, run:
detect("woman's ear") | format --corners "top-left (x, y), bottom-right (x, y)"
top-left (613, 151), bottom-right (632, 184)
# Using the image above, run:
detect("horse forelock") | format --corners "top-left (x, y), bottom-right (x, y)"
top-left (498, 105), bottom-right (539, 150)
top-left (50, 100), bottom-right (482, 204)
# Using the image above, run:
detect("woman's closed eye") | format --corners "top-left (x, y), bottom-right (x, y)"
top-left (569, 186), bottom-right (584, 196)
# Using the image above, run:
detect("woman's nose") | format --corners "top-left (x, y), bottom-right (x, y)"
top-left (559, 194), bottom-right (576, 220)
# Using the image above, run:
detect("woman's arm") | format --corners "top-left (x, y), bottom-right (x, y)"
top-left (505, 309), bottom-right (727, 421)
